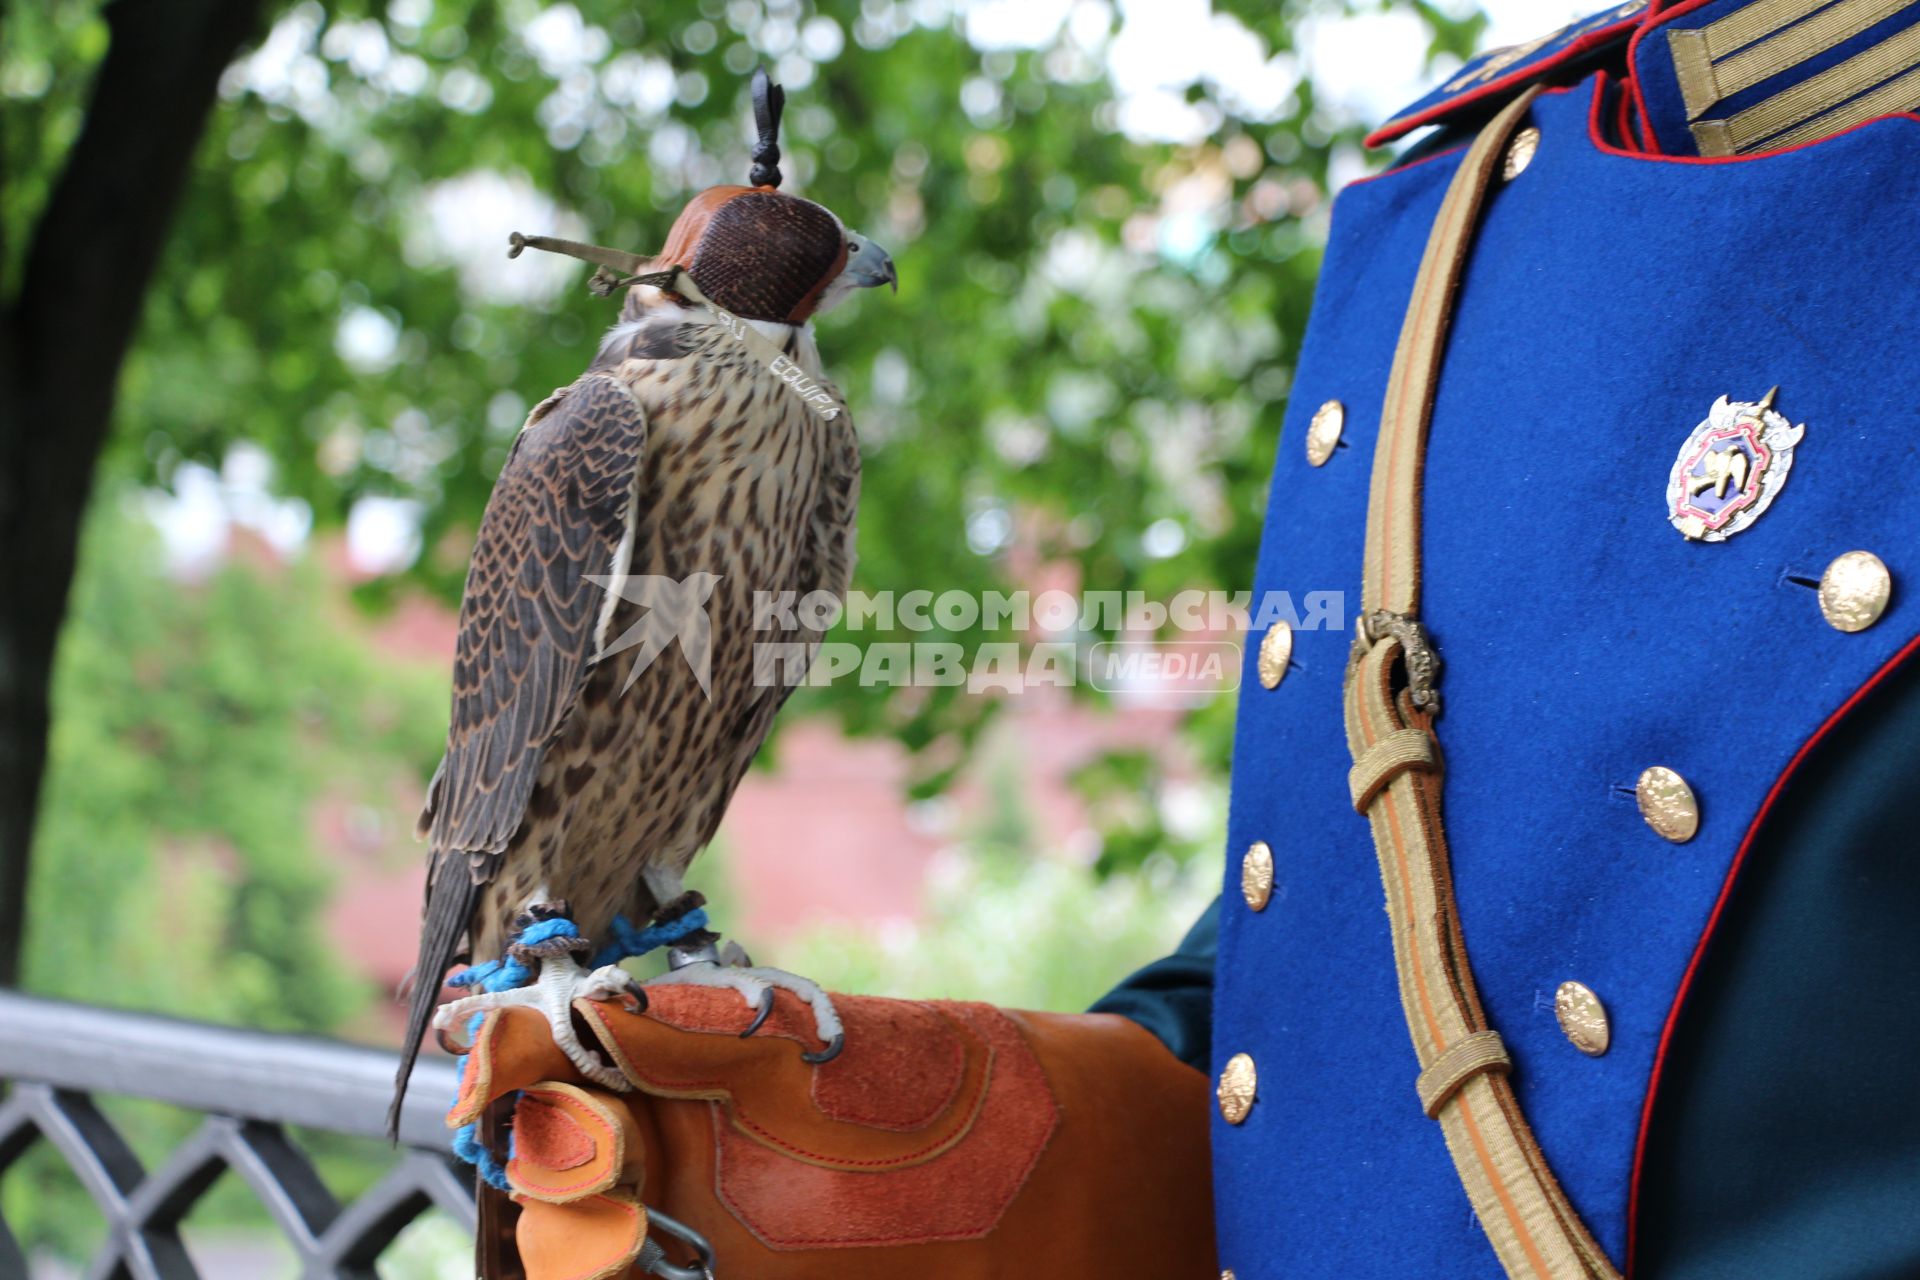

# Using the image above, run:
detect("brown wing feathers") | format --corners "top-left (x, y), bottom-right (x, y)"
top-left (434, 379), bottom-right (646, 855)
top-left (388, 372), bottom-right (649, 1135)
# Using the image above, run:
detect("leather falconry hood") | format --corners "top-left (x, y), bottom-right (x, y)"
top-left (509, 67), bottom-right (853, 325)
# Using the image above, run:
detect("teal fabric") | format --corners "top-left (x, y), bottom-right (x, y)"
top-left (1093, 74), bottom-right (1920, 1278)
top-left (1091, 898), bottom-right (1218, 1073)
top-left (1635, 651), bottom-right (1920, 1279)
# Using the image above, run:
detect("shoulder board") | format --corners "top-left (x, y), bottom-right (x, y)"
top-left (1366, 0), bottom-right (1650, 147)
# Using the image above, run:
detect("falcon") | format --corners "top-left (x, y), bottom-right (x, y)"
top-left (389, 71), bottom-right (895, 1129)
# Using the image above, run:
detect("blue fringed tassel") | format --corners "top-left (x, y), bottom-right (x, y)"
top-left (453, 1118), bottom-right (512, 1190)
top-left (445, 907), bottom-right (710, 1184)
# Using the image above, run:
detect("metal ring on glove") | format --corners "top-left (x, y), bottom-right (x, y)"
top-left (639, 1205), bottom-right (718, 1280)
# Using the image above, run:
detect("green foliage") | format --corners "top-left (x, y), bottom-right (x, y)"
top-left (774, 759), bottom-right (1224, 1012)
top-left (0, 0), bottom-right (108, 297)
top-left (8, 500), bottom-right (448, 1263)
top-left (8, 0), bottom-right (1481, 838)
top-left (782, 842), bottom-right (1222, 1012)
top-left (1069, 746), bottom-right (1167, 877)
top-left (25, 500), bottom-right (443, 1025)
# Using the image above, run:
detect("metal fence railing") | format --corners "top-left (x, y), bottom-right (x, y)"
top-left (0, 990), bottom-right (473, 1278)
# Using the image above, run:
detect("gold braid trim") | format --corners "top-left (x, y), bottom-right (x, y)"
top-left (1344, 87), bottom-right (1622, 1280)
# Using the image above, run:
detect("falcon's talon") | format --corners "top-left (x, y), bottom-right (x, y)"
top-left (431, 954), bottom-right (635, 1092)
top-left (800, 1032), bottom-right (845, 1065)
top-left (640, 961), bottom-right (845, 1062)
top-left (614, 974), bottom-right (650, 1016)
top-left (740, 989), bottom-right (775, 1038)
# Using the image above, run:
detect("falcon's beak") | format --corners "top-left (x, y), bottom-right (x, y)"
top-left (842, 231), bottom-right (897, 294)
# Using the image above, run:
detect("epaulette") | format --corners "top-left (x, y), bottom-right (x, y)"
top-left (1366, 0), bottom-right (1651, 146)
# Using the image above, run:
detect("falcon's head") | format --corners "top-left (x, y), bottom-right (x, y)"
top-left (649, 183), bottom-right (896, 325)
top-left (649, 66), bottom-right (894, 324)
top-left (509, 68), bottom-right (894, 328)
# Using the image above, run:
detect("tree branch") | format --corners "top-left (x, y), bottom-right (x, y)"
top-left (0, 0), bottom-right (267, 988)
top-left (16, 0), bottom-right (266, 400)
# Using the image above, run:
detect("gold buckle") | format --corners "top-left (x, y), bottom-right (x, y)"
top-left (1361, 610), bottom-right (1444, 717)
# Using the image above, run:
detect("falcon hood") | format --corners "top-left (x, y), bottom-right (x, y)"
top-left (510, 67), bottom-right (895, 325)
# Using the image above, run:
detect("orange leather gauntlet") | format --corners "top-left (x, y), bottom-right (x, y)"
top-left (448, 985), bottom-right (1216, 1279)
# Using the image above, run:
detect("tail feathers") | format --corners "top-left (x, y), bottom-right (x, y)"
top-left (388, 864), bottom-right (481, 1141)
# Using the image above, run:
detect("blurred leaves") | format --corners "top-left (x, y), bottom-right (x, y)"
top-left (24, 500), bottom-right (444, 1028)
top-left (6, 498), bottom-right (452, 1259)
top-left (5, 0), bottom-right (1482, 872)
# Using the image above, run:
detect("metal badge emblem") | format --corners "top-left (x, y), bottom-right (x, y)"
top-left (1667, 388), bottom-right (1804, 541)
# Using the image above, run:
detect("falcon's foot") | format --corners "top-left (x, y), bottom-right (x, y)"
top-left (648, 942), bottom-right (845, 1064)
top-left (433, 952), bottom-right (644, 1091)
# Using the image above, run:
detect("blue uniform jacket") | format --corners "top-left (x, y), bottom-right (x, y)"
top-left (1097, 2), bottom-right (1920, 1275)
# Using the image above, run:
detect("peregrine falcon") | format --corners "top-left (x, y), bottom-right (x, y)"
top-left (390, 74), bottom-right (895, 1129)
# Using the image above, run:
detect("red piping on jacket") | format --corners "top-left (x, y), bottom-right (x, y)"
top-left (1620, 0), bottom-right (1920, 158)
top-left (1363, 11), bottom-right (1647, 148)
top-left (1586, 71), bottom-right (1920, 162)
top-left (1626, 0), bottom-right (1732, 155)
top-left (1624, 630), bottom-right (1920, 1275)
top-left (1382, 0), bottom-right (1918, 160)
top-left (1343, 142), bottom-right (1471, 189)
top-left (1349, 85), bottom-right (1587, 192)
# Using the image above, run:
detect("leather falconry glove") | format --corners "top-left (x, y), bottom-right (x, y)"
top-left (447, 983), bottom-right (1217, 1279)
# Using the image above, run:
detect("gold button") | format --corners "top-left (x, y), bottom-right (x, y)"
top-left (1222, 1273), bottom-right (1236, 1280)
top-left (1636, 766), bottom-right (1699, 843)
top-left (1305, 399), bottom-right (1344, 466)
top-left (1555, 981), bottom-right (1610, 1056)
top-left (1256, 621), bottom-right (1292, 690)
top-left (1503, 126), bottom-right (1541, 180)
top-left (1818, 550), bottom-right (1891, 633)
top-left (1241, 840), bottom-right (1274, 911)
top-left (1217, 1052), bottom-right (1257, 1124)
